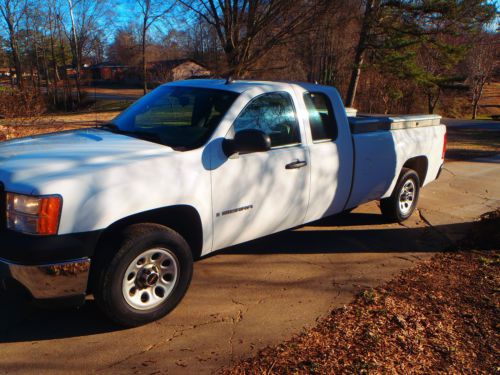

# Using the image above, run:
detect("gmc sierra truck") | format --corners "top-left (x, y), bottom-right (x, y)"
top-left (0, 80), bottom-right (446, 326)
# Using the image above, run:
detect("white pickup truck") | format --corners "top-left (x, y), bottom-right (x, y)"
top-left (0, 80), bottom-right (446, 326)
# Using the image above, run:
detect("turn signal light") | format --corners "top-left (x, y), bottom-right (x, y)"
top-left (6, 193), bottom-right (62, 235)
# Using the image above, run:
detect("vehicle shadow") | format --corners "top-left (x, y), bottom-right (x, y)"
top-left (0, 292), bottom-right (124, 343)
top-left (0, 213), bottom-right (474, 343)
top-left (216, 213), bottom-right (461, 255)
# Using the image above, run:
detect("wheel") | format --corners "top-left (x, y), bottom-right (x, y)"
top-left (94, 223), bottom-right (193, 327)
top-left (380, 168), bottom-right (420, 223)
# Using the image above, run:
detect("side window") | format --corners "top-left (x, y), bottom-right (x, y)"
top-left (233, 92), bottom-right (301, 147)
top-left (304, 92), bottom-right (338, 141)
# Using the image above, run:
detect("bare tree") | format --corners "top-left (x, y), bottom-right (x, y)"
top-left (179, 0), bottom-right (327, 78)
top-left (0, 0), bottom-right (27, 89)
top-left (465, 34), bottom-right (497, 119)
top-left (45, 0), bottom-right (61, 104)
top-left (56, 9), bottom-right (73, 110)
top-left (136, 0), bottom-right (176, 94)
top-left (108, 27), bottom-right (140, 65)
top-left (66, 0), bottom-right (82, 101)
top-left (60, 0), bottom-right (110, 104)
top-left (186, 15), bottom-right (221, 70)
top-left (345, 0), bottom-right (376, 108)
top-left (293, 0), bottom-right (357, 91)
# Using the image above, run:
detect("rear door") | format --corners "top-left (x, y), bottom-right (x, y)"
top-left (210, 91), bottom-right (310, 250)
top-left (298, 88), bottom-right (354, 222)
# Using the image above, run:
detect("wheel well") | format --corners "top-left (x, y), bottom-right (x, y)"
top-left (88, 205), bottom-right (203, 294)
top-left (94, 204), bottom-right (200, 262)
top-left (403, 156), bottom-right (428, 186)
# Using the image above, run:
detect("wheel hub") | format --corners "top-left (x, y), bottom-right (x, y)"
top-left (121, 248), bottom-right (179, 311)
top-left (137, 266), bottom-right (160, 287)
top-left (398, 179), bottom-right (416, 216)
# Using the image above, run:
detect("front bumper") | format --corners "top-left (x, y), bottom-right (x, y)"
top-left (0, 228), bottom-right (100, 303)
top-left (0, 257), bottom-right (91, 301)
top-left (0, 229), bottom-right (102, 265)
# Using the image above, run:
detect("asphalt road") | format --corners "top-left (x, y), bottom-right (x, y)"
top-left (0, 156), bottom-right (498, 375)
top-left (441, 118), bottom-right (499, 130)
top-left (86, 92), bottom-right (141, 101)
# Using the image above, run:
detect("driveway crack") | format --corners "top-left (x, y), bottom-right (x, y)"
top-left (96, 318), bottom-right (226, 372)
top-left (227, 297), bottom-right (250, 365)
top-left (417, 209), bottom-right (454, 246)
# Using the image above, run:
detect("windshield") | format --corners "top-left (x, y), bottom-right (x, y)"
top-left (109, 86), bottom-right (239, 150)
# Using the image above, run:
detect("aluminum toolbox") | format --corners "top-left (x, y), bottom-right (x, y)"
top-left (349, 114), bottom-right (442, 134)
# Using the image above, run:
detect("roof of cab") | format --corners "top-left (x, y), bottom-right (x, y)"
top-left (165, 78), bottom-right (329, 94)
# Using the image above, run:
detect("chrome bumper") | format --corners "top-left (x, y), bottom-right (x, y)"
top-left (0, 257), bottom-right (90, 300)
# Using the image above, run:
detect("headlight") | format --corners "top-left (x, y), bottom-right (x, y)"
top-left (6, 193), bottom-right (62, 235)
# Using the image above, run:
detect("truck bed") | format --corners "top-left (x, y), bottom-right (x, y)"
top-left (345, 114), bottom-right (446, 210)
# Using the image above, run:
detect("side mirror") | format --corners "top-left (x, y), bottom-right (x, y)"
top-left (222, 129), bottom-right (271, 157)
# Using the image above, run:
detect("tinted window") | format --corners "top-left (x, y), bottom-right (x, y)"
top-left (111, 86), bottom-right (239, 149)
top-left (233, 92), bottom-right (300, 147)
top-left (304, 92), bottom-right (337, 141)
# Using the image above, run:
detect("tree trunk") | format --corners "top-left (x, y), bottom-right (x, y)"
top-left (345, 0), bottom-right (376, 108)
top-left (48, 45), bottom-right (57, 104)
top-left (427, 88), bottom-right (440, 114)
top-left (345, 48), bottom-right (365, 108)
top-left (472, 100), bottom-right (478, 119)
top-left (41, 47), bottom-right (50, 99)
top-left (6, 21), bottom-right (23, 90)
top-left (67, 0), bottom-right (81, 104)
top-left (48, 10), bottom-right (59, 105)
top-left (9, 68), bottom-right (14, 89)
top-left (471, 79), bottom-right (485, 120)
top-left (225, 44), bottom-right (245, 79)
top-left (56, 19), bottom-right (69, 111)
top-left (142, 25), bottom-right (148, 95)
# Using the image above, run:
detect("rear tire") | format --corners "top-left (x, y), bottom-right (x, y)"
top-left (94, 223), bottom-right (193, 327)
top-left (380, 168), bottom-right (420, 223)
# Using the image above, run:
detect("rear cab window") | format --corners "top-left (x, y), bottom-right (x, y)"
top-left (303, 92), bottom-right (338, 142)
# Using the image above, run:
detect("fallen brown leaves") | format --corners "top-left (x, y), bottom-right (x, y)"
top-left (0, 112), bottom-right (117, 141)
top-left (224, 212), bottom-right (500, 374)
top-left (0, 124), bottom-right (87, 141)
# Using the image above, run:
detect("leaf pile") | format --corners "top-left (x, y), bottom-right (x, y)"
top-left (223, 216), bottom-right (499, 374)
top-left (0, 124), bottom-right (85, 141)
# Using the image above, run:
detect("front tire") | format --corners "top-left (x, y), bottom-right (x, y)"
top-left (380, 168), bottom-right (420, 223)
top-left (94, 224), bottom-right (193, 327)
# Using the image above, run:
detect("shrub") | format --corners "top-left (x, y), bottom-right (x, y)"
top-left (0, 88), bottom-right (47, 120)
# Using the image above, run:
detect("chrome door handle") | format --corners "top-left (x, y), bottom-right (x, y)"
top-left (285, 160), bottom-right (307, 169)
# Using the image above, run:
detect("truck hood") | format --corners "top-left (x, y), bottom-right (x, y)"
top-left (0, 129), bottom-right (172, 192)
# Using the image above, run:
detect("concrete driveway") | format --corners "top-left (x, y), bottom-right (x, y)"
top-left (0, 156), bottom-right (498, 375)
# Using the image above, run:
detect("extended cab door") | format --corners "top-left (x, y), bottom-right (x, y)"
top-left (210, 92), bottom-right (310, 250)
top-left (297, 87), bottom-right (354, 222)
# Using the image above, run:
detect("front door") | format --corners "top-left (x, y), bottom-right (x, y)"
top-left (211, 92), bottom-right (310, 251)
